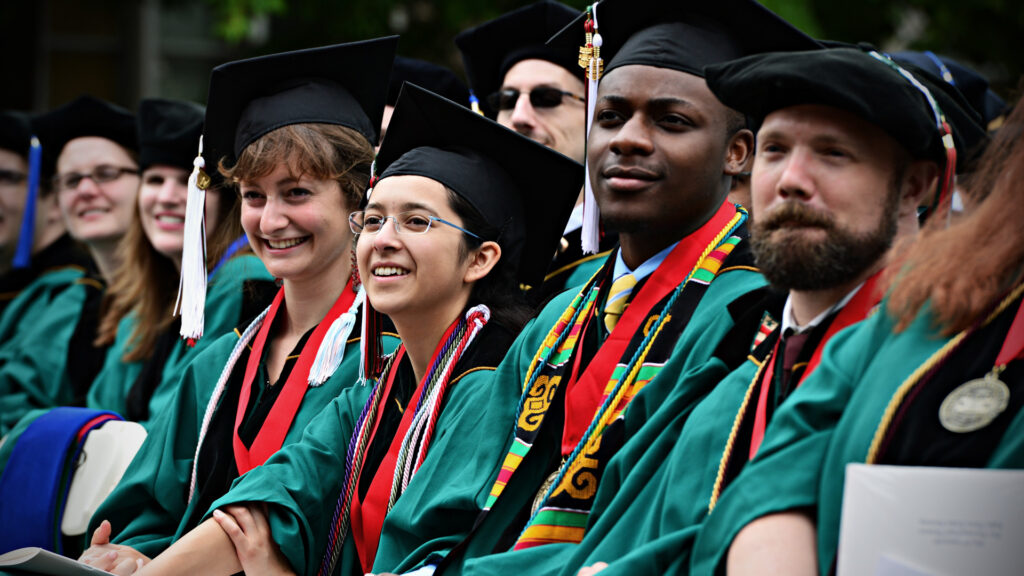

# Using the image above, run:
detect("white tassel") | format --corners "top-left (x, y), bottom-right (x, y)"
top-left (176, 135), bottom-right (209, 344)
top-left (188, 307), bottom-right (268, 503)
top-left (581, 5), bottom-right (603, 255)
top-left (308, 287), bottom-right (365, 386)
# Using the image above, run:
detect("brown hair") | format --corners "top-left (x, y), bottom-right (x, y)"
top-left (220, 123), bottom-right (373, 209)
top-left (95, 182), bottom-right (240, 360)
top-left (885, 95), bottom-right (1024, 335)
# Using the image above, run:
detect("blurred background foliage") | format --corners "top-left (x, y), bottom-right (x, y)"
top-left (203, 0), bottom-right (1019, 96)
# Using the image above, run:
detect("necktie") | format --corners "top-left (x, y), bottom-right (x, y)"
top-left (779, 330), bottom-right (811, 397)
top-left (604, 273), bottom-right (637, 332)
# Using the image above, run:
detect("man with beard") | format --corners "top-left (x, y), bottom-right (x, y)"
top-left (559, 46), bottom-right (987, 576)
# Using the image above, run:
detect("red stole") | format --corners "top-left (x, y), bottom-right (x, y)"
top-left (749, 272), bottom-right (882, 458)
top-left (350, 319), bottom-right (461, 572)
top-left (561, 201), bottom-right (739, 454)
top-left (233, 278), bottom-right (356, 475)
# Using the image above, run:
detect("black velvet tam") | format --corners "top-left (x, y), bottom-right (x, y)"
top-left (456, 1), bottom-right (582, 117)
top-left (34, 95), bottom-right (137, 177)
top-left (387, 57), bottom-right (468, 108)
top-left (0, 111), bottom-right (31, 156)
top-left (137, 98), bottom-right (205, 172)
top-left (705, 47), bottom-right (988, 168)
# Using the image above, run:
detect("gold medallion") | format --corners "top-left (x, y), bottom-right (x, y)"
top-left (938, 374), bottom-right (1010, 433)
top-left (531, 469), bottom-right (560, 517)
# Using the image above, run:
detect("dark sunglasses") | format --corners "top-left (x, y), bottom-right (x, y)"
top-left (486, 87), bottom-right (585, 112)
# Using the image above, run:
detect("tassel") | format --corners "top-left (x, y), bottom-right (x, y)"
top-left (175, 136), bottom-right (210, 345)
top-left (308, 287), bottom-right (365, 386)
top-left (469, 91), bottom-right (483, 116)
top-left (12, 137), bottom-right (42, 269)
top-left (581, 3), bottom-right (603, 255)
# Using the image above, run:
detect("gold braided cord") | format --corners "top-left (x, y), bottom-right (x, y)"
top-left (866, 280), bottom-right (1024, 464)
top-left (553, 210), bottom-right (744, 502)
top-left (709, 353), bottom-right (769, 513)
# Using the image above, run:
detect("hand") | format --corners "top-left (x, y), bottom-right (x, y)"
top-left (577, 562), bottom-right (608, 576)
top-left (213, 504), bottom-right (296, 576)
top-left (78, 520), bottom-right (151, 575)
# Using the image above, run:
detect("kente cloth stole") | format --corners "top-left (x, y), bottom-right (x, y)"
top-left (319, 308), bottom-right (489, 576)
top-left (482, 203), bottom-right (747, 550)
top-left (709, 272), bottom-right (883, 512)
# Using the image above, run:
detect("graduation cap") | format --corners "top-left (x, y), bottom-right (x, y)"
top-left (34, 95), bottom-right (137, 179)
top-left (705, 45), bottom-right (989, 216)
top-left (376, 82), bottom-right (583, 288)
top-left (892, 51), bottom-right (1008, 129)
top-left (0, 111), bottom-right (32, 156)
top-left (547, 0), bottom-right (821, 79)
top-left (456, 1), bottom-right (583, 117)
top-left (137, 98), bottom-right (205, 172)
top-left (546, 0), bottom-right (820, 253)
top-left (203, 37), bottom-right (398, 171)
top-left (387, 57), bottom-right (469, 108)
top-left (0, 111), bottom-right (42, 270)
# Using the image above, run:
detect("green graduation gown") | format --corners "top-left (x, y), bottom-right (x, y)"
top-left (205, 320), bottom-right (516, 576)
top-left (0, 233), bottom-right (92, 320)
top-left (690, 294), bottom-right (1024, 575)
top-left (89, 305), bottom-right (385, 559)
top-left (0, 271), bottom-right (105, 435)
top-left (373, 219), bottom-right (766, 575)
top-left (86, 254), bottom-right (274, 426)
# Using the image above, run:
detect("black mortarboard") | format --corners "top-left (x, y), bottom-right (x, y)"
top-left (204, 37), bottom-right (398, 170)
top-left (387, 57), bottom-right (469, 108)
top-left (0, 111), bottom-right (32, 156)
top-left (34, 95), bottom-right (137, 178)
top-left (705, 47), bottom-right (988, 169)
top-left (138, 98), bottom-right (205, 172)
top-left (548, 0), bottom-right (820, 79)
top-left (375, 83), bottom-right (583, 288)
top-left (456, 1), bottom-right (583, 117)
top-left (892, 51), bottom-right (1008, 128)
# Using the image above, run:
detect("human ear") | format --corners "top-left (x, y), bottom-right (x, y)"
top-left (463, 241), bottom-right (502, 284)
top-left (900, 160), bottom-right (941, 217)
top-left (724, 128), bottom-right (754, 176)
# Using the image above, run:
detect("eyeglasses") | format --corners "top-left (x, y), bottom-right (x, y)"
top-left (54, 165), bottom-right (138, 192)
top-left (349, 210), bottom-right (482, 240)
top-left (486, 87), bottom-right (586, 112)
top-left (0, 169), bottom-right (27, 186)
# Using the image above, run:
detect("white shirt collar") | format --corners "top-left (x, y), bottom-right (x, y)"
top-left (611, 241), bottom-right (679, 284)
top-left (780, 280), bottom-right (867, 336)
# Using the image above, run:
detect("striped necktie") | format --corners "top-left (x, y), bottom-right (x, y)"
top-left (603, 272), bottom-right (637, 332)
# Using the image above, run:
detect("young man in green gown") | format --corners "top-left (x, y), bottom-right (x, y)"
top-left (367, 1), bottom-right (822, 574)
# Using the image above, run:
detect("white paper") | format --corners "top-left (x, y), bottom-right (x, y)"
top-left (837, 464), bottom-right (1024, 576)
top-left (0, 547), bottom-right (108, 575)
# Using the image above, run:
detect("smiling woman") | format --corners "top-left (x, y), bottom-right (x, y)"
top-left (78, 39), bottom-right (399, 575)
top-left (86, 98), bottom-right (272, 426)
